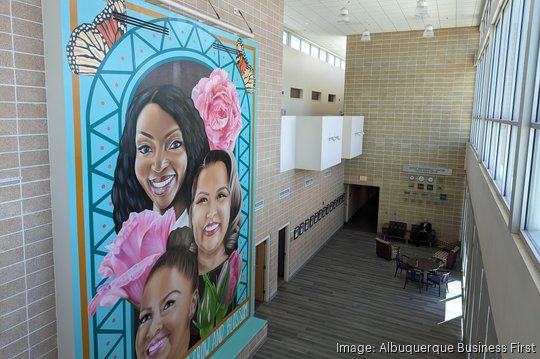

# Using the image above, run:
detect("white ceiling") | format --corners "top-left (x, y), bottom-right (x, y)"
top-left (284, 0), bottom-right (485, 58)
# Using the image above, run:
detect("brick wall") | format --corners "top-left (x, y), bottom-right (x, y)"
top-left (0, 0), bottom-right (57, 358)
top-left (343, 27), bottom-right (479, 242)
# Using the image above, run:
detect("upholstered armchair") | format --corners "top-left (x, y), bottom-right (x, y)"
top-left (375, 237), bottom-right (400, 260)
top-left (432, 246), bottom-right (460, 269)
top-left (410, 224), bottom-right (436, 247)
top-left (382, 221), bottom-right (407, 239)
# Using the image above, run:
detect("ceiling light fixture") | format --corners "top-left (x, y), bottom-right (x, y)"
top-left (338, 7), bottom-right (350, 23)
top-left (422, 24), bottom-right (434, 38)
top-left (415, 0), bottom-right (428, 17)
top-left (361, 30), bottom-right (371, 42)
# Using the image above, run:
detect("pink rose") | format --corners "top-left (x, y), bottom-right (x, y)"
top-left (88, 208), bottom-right (176, 315)
top-left (192, 68), bottom-right (242, 150)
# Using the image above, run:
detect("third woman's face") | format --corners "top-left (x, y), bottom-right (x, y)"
top-left (191, 162), bottom-right (231, 258)
top-left (136, 267), bottom-right (196, 359)
top-left (135, 103), bottom-right (187, 214)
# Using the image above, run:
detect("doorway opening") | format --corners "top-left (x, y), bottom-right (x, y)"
top-left (344, 184), bottom-right (380, 233)
top-left (255, 237), bottom-right (269, 311)
top-left (277, 224), bottom-right (290, 287)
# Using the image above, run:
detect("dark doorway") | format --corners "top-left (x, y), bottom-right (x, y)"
top-left (278, 227), bottom-right (286, 279)
top-left (255, 241), bottom-right (266, 311)
top-left (344, 185), bottom-right (380, 233)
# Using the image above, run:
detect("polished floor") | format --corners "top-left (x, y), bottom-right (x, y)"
top-left (254, 228), bottom-right (464, 358)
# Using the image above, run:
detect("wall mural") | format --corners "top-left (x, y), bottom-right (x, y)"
top-left (61, 0), bottom-right (257, 357)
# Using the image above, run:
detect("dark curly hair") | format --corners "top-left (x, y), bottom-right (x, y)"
top-left (112, 85), bottom-right (210, 233)
top-left (145, 227), bottom-right (199, 293)
top-left (189, 150), bottom-right (242, 255)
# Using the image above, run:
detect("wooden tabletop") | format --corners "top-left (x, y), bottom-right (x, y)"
top-left (407, 258), bottom-right (440, 271)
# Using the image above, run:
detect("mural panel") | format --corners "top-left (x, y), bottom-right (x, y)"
top-left (60, 1), bottom-right (257, 357)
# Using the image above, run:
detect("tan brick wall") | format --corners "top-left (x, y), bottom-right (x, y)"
top-left (343, 27), bottom-right (479, 243)
top-left (0, 0), bottom-right (58, 357)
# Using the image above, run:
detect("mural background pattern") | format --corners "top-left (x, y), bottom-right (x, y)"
top-left (83, 17), bottom-right (253, 358)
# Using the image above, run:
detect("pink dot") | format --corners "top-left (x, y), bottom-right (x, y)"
top-left (108, 201), bottom-right (112, 206)
top-left (100, 101), bottom-right (105, 106)
top-left (106, 341), bottom-right (110, 346)
top-left (112, 318), bottom-right (116, 323)
top-left (101, 184), bottom-right (106, 189)
top-left (121, 56), bottom-right (125, 61)
top-left (140, 49), bottom-right (144, 53)
top-left (102, 224), bottom-right (106, 228)
top-left (108, 164), bottom-right (112, 169)
top-left (114, 83), bottom-right (118, 88)
top-left (100, 146), bottom-right (104, 150)
top-left (107, 126), bottom-right (111, 131)
top-left (168, 36), bottom-right (172, 40)
top-left (114, 356), bottom-right (117, 359)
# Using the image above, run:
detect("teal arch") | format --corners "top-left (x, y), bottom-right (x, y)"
top-left (84, 18), bottom-right (253, 358)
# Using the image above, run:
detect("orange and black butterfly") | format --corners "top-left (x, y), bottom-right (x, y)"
top-left (236, 38), bottom-right (255, 93)
top-left (66, 0), bottom-right (126, 76)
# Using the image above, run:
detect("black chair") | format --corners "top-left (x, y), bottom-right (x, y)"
top-left (410, 224), bottom-right (436, 247)
top-left (403, 267), bottom-right (423, 293)
top-left (426, 270), bottom-right (450, 296)
top-left (394, 254), bottom-right (410, 277)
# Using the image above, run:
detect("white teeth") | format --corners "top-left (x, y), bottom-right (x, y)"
top-left (205, 223), bottom-right (219, 232)
top-left (151, 175), bottom-right (174, 189)
top-left (148, 336), bottom-right (167, 355)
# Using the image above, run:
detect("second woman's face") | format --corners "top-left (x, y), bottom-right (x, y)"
top-left (192, 162), bottom-right (231, 257)
top-left (135, 103), bottom-right (187, 213)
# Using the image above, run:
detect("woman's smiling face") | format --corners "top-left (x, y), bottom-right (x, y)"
top-left (191, 162), bottom-right (231, 258)
top-left (135, 103), bottom-right (187, 213)
top-left (135, 267), bottom-right (196, 359)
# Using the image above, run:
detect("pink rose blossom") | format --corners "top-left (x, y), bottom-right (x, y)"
top-left (88, 208), bottom-right (176, 316)
top-left (192, 68), bottom-right (242, 150)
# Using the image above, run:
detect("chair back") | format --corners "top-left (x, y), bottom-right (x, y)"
top-left (440, 270), bottom-right (450, 283)
top-left (428, 270), bottom-right (450, 284)
top-left (410, 224), bottom-right (420, 239)
top-left (397, 254), bottom-right (410, 269)
top-left (446, 246), bottom-right (460, 268)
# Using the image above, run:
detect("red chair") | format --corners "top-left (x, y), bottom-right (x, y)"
top-left (376, 237), bottom-right (400, 260)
